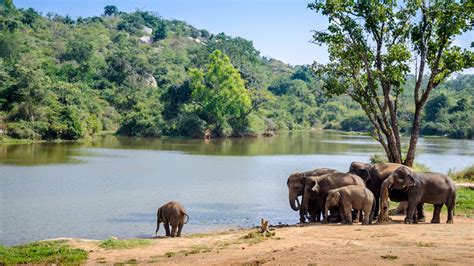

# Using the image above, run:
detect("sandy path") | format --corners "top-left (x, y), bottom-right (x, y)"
top-left (68, 214), bottom-right (474, 265)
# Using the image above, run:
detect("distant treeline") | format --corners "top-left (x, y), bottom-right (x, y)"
top-left (0, 5), bottom-right (472, 140)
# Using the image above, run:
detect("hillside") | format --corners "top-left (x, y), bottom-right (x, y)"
top-left (0, 3), bottom-right (472, 140)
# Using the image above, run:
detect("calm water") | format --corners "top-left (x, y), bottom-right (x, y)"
top-left (1, 131), bottom-right (473, 245)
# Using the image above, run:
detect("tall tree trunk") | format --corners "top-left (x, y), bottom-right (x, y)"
top-left (404, 104), bottom-right (422, 167)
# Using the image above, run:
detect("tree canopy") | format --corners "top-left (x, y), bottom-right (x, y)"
top-left (309, 0), bottom-right (474, 166)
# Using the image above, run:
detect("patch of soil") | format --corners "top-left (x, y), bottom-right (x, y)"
top-left (67, 214), bottom-right (474, 265)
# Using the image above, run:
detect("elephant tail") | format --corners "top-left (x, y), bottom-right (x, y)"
top-left (155, 208), bottom-right (161, 235)
top-left (183, 213), bottom-right (190, 224)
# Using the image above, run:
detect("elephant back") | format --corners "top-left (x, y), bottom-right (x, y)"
top-left (317, 172), bottom-right (366, 198)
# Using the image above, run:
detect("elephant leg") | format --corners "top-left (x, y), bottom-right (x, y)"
top-left (416, 203), bottom-right (425, 222)
top-left (373, 196), bottom-right (380, 220)
top-left (343, 203), bottom-right (352, 225)
top-left (405, 202), bottom-right (417, 224)
top-left (344, 209), bottom-right (353, 225)
top-left (177, 223), bottom-right (184, 237)
top-left (171, 224), bottom-right (178, 237)
top-left (299, 207), bottom-right (306, 223)
top-left (446, 193), bottom-right (455, 224)
top-left (319, 198), bottom-right (327, 222)
top-left (308, 199), bottom-right (317, 223)
top-left (338, 205), bottom-right (346, 224)
top-left (431, 204), bottom-right (442, 223)
top-left (447, 204), bottom-right (454, 224)
top-left (164, 223), bottom-right (171, 236)
top-left (352, 209), bottom-right (359, 223)
top-left (314, 201), bottom-right (322, 222)
top-left (362, 206), bottom-right (372, 225)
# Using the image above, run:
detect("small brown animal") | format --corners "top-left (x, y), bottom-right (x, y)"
top-left (324, 185), bottom-right (374, 225)
top-left (156, 201), bottom-right (189, 237)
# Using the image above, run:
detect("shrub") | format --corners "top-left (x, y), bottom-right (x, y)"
top-left (176, 113), bottom-right (206, 138)
top-left (448, 165), bottom-right (474, 182)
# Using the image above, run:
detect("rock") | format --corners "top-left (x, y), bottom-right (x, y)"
top-left (143, 26), bottom-right (153, 36)
top-left (139, 35), bottom-right (152, 44)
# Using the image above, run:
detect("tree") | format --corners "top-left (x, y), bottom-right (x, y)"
top-left (153, 22), bottom-right (167, 41)
top-left (189, 50), bottom-right (252, 136)
top-left (103, 5), bottom-right (118, 17)
top-left (309, 0), bottom-right (474, 166)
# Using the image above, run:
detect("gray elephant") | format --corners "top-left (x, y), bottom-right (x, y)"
top-left (287, 168), bottom-right (339, 223)
top-left (302, 172), bottom-right (366, 222)
top-left (379, 166), bottom-right (456, 224)
top-left (324, 185), bottom-right (374, 225)
top-left (348, 162), bottom-right (425, 221)
top-left (156, 201), bottom-right (189, 237)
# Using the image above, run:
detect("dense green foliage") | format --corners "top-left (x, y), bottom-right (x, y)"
top-left (0, 3), bottom-right (472, 140)
top-left (0, 240), bottom-right (88, 264)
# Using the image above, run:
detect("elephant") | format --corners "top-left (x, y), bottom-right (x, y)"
top-left (348, 162), bottom-right (425, 221)
top-left (324, 185), bottom-right (375, 225)
top-left (379, 166), bottom-right (456, 224)
top-left (287, 168), bottom-right (339, 223)
top-left (302, 172), bottom-right (366, 222)
top-left (155, 201), bottom-right (189, 237)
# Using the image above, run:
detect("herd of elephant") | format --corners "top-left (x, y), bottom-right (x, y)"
top-left (155, 162), bottom-right (457, 238)
top-left (287, 162), bottom-right (457, 225)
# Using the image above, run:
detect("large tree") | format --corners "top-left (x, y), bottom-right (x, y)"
top-left (189, 50), bottom-right (252, 136)
top-left (309, 0), bottom-right (474, 166)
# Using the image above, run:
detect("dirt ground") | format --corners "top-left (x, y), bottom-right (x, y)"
top-left (66, 214), bottom-right (474, 265)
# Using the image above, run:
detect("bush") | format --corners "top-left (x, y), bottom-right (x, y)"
top-left (370, 154), bottom-right (388, 163)
top-left (117, 111), bottom-right (162, 137)
top-left (176, 113), bottom-right (206, 138)
top-left (448, 165), bottom-right (474, 182)
top-left (6, 121), bottom-right (48, 140)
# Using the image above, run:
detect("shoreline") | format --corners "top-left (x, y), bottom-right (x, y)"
top-left (6, 215), bottom-right (473, 265)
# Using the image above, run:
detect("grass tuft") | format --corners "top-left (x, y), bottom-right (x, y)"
top-left (449, 165), bottom-right (474, 183)
top-left (99, 237), bottom-right (151, 250)
top-left (0, 240), bottom-right (87, 265)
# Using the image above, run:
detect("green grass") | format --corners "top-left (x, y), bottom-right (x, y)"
top-left (98, 238), bottom-right (151, 250)
top-left (455, 188), bottom-right (474, 217)
top-left (0, 240), bottom-right (88, 265)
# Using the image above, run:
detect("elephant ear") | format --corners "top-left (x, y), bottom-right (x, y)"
top-left (403, 171), bottom-right (417, 188)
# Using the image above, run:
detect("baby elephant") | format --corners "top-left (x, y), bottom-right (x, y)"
top-left (324, 185), bottom-right (374, 225)
top-left (156, 201), bottom-right (189, 237)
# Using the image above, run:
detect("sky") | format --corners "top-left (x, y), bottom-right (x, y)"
top-left (14, 0), bottom-right (474, 72)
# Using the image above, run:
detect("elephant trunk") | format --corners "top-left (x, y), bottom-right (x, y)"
top-left (323, 200), bottom-right (330, 223)
top-left (301, 188), bottom-right (311, 216)
top-left (289, 193), bottom-right (301, 211)
top-left (377, 176), bottom-right (393, 223)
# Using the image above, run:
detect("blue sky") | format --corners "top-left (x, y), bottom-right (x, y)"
top-left (15, 0), bottom-right (474, 72)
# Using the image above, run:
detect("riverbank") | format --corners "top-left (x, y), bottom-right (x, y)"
top-left (3, 214), bottom-right (473, 265)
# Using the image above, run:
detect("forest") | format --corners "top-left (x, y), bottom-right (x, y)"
top-left (1, 4), bottom-right (473, 140)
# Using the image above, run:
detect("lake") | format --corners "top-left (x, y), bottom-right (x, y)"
top-left (1, 131), bottom-right (473, 245)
